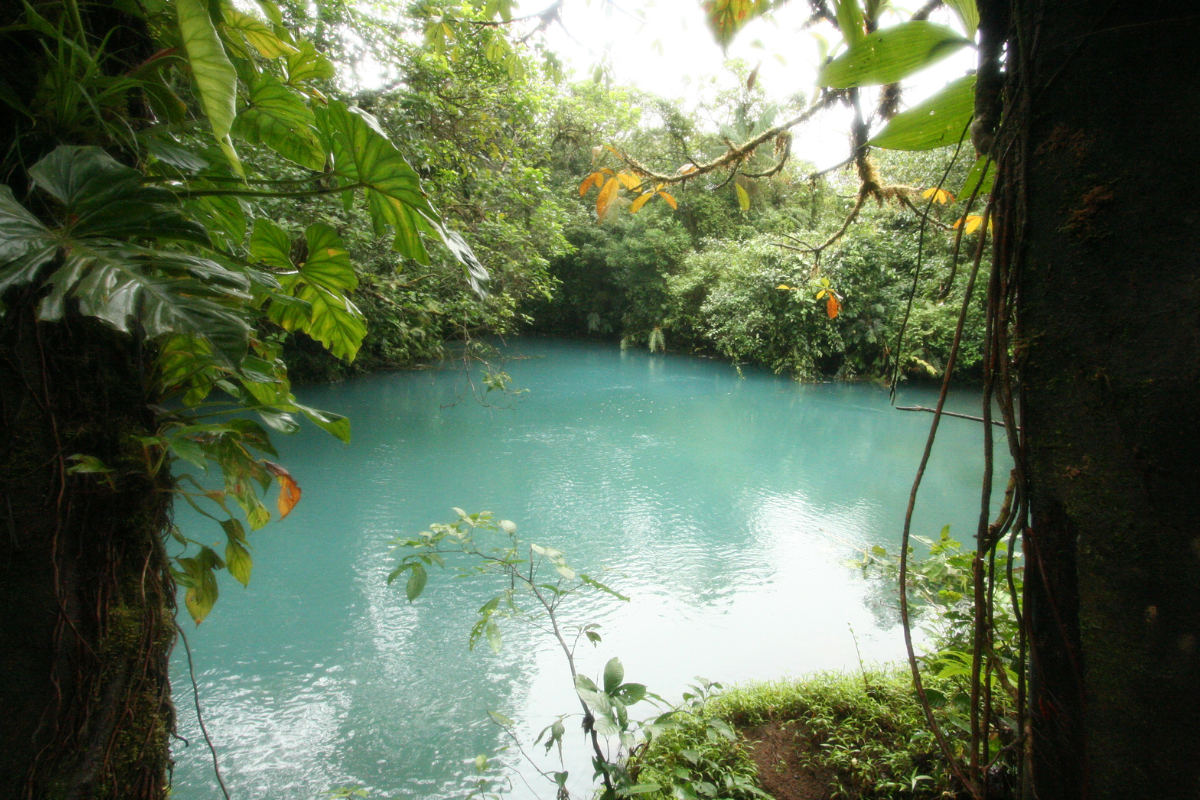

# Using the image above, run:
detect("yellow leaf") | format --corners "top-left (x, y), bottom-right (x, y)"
top-left (922, 187), bottom-right (955, 204)
top-left (777, 284), bottom-right (792, 290)
top-left (964, 214), bottom-right (983, 234)
top-left (579, 172), bottom-right (601, 197)
top-left (658, 191), bottom-right (677, 210)
top-left (735, 183), bottom-right (750, 212)
top-left (617, 172), bottom-right (641, 191)
top-left (826, 293), bottom-right (841, 319)
top-left (596, 177), bottom-right (620, 221)
top-left (600, 167), bottom-right (615, 176)
top-left (630, 192), bottom-right (654, 213)
top-left (816, 289), bottom-right (827, 299)
top-left (604, 145), bottom-right (622, 159)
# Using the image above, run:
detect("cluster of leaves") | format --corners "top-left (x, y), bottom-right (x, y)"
top-left (0, 0), bottom-right (487, 623)
top-left (852, 527), bottom-right (1022, 733)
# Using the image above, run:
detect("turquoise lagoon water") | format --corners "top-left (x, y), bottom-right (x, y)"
top-left (169, 337), bottom-right (1009, 800)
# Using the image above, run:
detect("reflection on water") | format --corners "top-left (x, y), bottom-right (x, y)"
top-left (170, 338), bottom-right (1008, 799)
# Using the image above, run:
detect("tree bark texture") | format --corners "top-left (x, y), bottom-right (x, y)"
top-left (0, 301), bottom-right (175, 800)
top-left (1005, 0), bottom-right (1200, 796)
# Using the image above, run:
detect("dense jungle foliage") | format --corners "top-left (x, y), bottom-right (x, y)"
top-left (207, 14), bottom-right (983, 386)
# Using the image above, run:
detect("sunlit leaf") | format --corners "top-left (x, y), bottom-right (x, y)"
top-left (735, 183), bottom-right (750, 212)
top-left (657, 191), bottom-right (677, 210)
top-left (818, 22), bottom-right (971, 88)
top-left (778, 284), bottom-right (793, 290)
top-left (221, 6), bottom-right (297, 58)
top-left (702, 0), bottom-right (770, 49)
top-left (944, 0), bottom-right (979, 36)
top-left (176, 0), bottom-right (242, 175)
top-left (833, 0), bottom-right (866, 44)
top-left (922, 187), bottom-right (956, 204)
top-left (285, 39), bottom-right (335, 87)
top-left (616, 172), bottom-right (641, 191)
top-left (868, 75), bottom-right (976, 151)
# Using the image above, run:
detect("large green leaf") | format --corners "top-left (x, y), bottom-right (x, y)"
top-left (258, 219), bottom-right (364, 361)
top-left (300, 223), bottom-right (357, 292)
top-left (176, 0), bottom-right (242, 175)
top-left (317, 101), bottom-right (439, 263)
top-left (0, 147), bottom-right (251, 364)
top-left (30, 147), bottom-right (211, 244)
top-left (285, 39), bottom-right (335, 87)
top-left (818, 21), bottom-right (971, 88)
top-left (234, 73), bottom-right (324, 170)
top-left (833, 0), bottom-right (865, 44)
top-left (868, 75), bottom-right (975, 151)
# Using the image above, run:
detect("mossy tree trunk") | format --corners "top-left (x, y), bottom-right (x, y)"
top-left (1000, 0), bottom-right (1200, 795)
top-left (0, 296), bottom-right (176, 799)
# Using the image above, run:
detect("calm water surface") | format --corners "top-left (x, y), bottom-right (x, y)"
top-left (170, 338), bottom-right (1008, 800)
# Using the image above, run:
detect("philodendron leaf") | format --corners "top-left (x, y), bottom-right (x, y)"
top-left (317, 101), bottom-right (440, 262)
top-left (234, 73), bottom-right (324, 170)
top-left (868, 75), bottom-right (976, 151)
top-left (176, 0), bottom-right (243, 175)
top-left (818, 21), bottom-right (972, 88)
top-left (2, 147), bottom-right (251, 364)
top-left (316, 101), bottom-right (488, 295)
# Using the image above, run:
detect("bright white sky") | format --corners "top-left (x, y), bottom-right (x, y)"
top-left (542, 0), bottom-right (976, 169)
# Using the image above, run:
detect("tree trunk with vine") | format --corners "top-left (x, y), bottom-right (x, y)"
top-left (0, 301), bottom-right (176, 799)
top-left (996, 0), bottom-right (1200, 795)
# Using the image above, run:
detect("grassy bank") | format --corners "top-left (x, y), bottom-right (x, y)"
top-left (631, 670), bottom-right (985, 800)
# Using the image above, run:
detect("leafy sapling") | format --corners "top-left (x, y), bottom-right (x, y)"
top-left (388, 510), bottom-right (667, 800)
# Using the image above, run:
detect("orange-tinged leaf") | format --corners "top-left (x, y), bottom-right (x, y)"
top-left (604, 145), bottom-right (622, 159)
top-left (596, 177), bottom-right (620, 221)
top-left (826, 293), bottom-right (841, 318)
top-left (658, 191), bottom-right (677, 209)
top-left (600, 167), bottom-right (615, 176)
top-left (617, 172), bottom-right (641, 191)
top-left (630, 192), bottom-right (654, 213)
top-left (264, 461), bottom-right (302, 519)
top-left (579, 172), bottom-right (600, 197)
